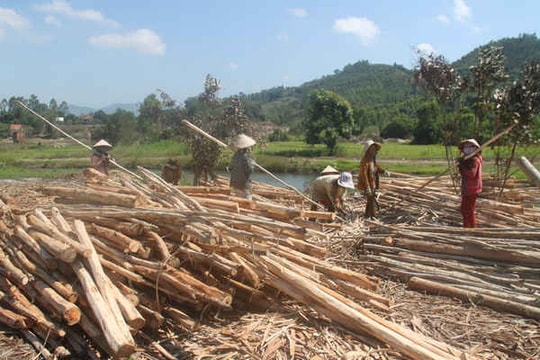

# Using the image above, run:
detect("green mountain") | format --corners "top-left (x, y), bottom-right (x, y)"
top-left (453, 33), bottom-right (540, 79)
top-left (243, 33), bottom-right (540, 133)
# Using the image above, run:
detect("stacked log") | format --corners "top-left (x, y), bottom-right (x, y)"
top-left (0, 168), bottom-right (470, 359)
top-left (379, 176), bottom-right (540, 227)
top-left (360, 221), bottom-right (540, 320)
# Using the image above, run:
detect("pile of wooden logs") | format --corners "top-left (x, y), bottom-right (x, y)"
top-left (357, 175), bottom-right (540, 321)
top-left (360, 223), bottom-right (540, 319)
top-left (378, 175), bottom-right (540, 227)
top-left (0, 168), bottom-right (471, 359)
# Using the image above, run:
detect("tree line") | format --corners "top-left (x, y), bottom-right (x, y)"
top-left (2, 35), bottom-right (539, 160)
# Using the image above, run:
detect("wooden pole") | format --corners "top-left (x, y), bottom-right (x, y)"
top-left (181, 119), bottom-right (325, 210)
top-left (15, 100), bottom-right (142, 180)
top-left (518, 156), bottom-right (540, 187)
top-left (390, 119), bottom-right (520, 209)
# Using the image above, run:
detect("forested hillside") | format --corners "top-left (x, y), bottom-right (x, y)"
top-left (242, 33), bottom-right (540, 138)
top-left (454, 33), bottom-right (540, 79)
top-left (2, 34), bottom-right (539, 147)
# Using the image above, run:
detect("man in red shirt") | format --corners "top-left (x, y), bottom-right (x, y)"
top-left (457, 139), bottom-right (483, 228)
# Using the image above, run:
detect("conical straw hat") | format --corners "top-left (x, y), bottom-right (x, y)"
top-left (231, 134), bottom-right (256, 149)
top-left (362, 140), bottom-right (381, 154)
top-left (320, 165), bottom-right (340, 175)
top-left (92, 139), bottom-right (113, 149)
top-left (458, 138), bottom-right (480, 149)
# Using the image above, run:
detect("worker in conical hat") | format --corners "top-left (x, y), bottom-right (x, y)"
top-left (229, 134), bottom-right (256, 199)
top-left (320, 165), bottom-right (340, 175)
top-left (92, 139), bottom-right (113, 149)
top-left (357, 140), bottom-right (388, 218)
top-left (91, 139), bottom-right (114, 175)
top-left (457, 138), bottom-right (483, 228)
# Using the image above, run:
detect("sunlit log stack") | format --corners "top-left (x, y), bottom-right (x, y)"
top-left (0, 168), bottom-right (471, 360)
top-left (356, 175), bottom-right (540, 320)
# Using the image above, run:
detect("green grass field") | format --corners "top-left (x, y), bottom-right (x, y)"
top-left (0, 138), bottom-right (535, 179)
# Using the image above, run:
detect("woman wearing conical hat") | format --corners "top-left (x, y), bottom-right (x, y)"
top-left (229, 134), bottom-right (256, 199)
top-left (357, 140), bottom-right (388, 218)
top-left (457, 139), bottom-right (483, 228)
top-left (91, 139), bottom-right (113, 175)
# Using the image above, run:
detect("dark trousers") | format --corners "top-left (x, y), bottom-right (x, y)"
top-left (365, 194), bottom-right (378, 218)
top-left (461, 194), bottom-right (478, 228)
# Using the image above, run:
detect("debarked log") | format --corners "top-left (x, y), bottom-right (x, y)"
top-left (0, 279), bottom-right (57, 331)
top-left (408, 277), bottom-right (540, 320)
top-left (518, 156), bottom-right (540, 187)
top-left (133, 266), bottom-right (233, 309)
top-left (71, 260), bottom-right (135, 358)
top-left (0, 305), bottom-right (30, 328)
top-left (255, 201), bottom-right (304, 219)
top-left (87, 223), bottom-right (142, 254)
top-left (28, 230), bottom-right (77, 263)
top-left (3, 242), bottom-right (78, 303)
top-left (14, 225), bottom-right (58, 270)
top-left (31, 279), bottom-right (81, 326)
top-left (42, 186), bottom-right (144, 208)
top-left (259, 256), bottom-right (462, 360)
top-left (0, 247), bottom-right (29, 286)
top-left (73, 220), bottom-right (145, 331)
top-left (190, 197), bottom-right (240, 213)
top-left (175, 245), bottom-right (239, 277)
top-left (27, 212), bottom-right (91, 257)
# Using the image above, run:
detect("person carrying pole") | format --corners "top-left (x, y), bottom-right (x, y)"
top-left (457, 139), bottom-right (483, 228)
top-left (181, 119), bottom-right (325, 210)
top-left (229, 134), bottom-right (256, 199)
top-left (16, 101), bottom-right (141, 180)
top-left (91, 139), bottom-right (114, 176)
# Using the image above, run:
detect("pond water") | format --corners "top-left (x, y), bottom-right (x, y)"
top-left (181, 170), bottom-right (318, 192)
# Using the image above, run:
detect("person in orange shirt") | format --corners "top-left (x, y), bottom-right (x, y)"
top-left (357, 140), bottom-right (388, 218)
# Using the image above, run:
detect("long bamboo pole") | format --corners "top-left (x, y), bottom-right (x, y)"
top-left (413, 119), bottom-right (519, 193)
top-left (181, 119), bottom-right (325, 210)
top-left (15, 101), bottom-right (142, 180)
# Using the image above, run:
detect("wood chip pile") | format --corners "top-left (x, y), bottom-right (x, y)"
top-left (0, 168), bottom-right (538, 359)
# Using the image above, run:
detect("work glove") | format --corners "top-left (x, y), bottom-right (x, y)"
top-left (383, 170), bottom-right (391, 177)
top-left (456, 157), bottom-right (472, 170)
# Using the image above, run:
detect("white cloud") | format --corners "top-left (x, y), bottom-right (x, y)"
top-left (416, 43), bottom-right (436, 56)
top-left (289, 8), bottom-right (307, 18)
top-left (45, 15), bottom-right (61, 26)
top-left (34, 0), bottom-right (119, 27)
top-left (435, 14), bottom-right (450, 25)
top-left (89, 29), bottom-right (166, 55)
top-left (0, 8), bottom-right (29, 29)
top-left (334, 17), bottom-right (379, 45)
top-left (229, 62), bottom-right (238, 70)
top-left (453, 0), bottom-right (471, 22)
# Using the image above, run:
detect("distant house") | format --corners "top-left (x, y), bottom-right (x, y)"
top-left (9, 124), bottom-right (25, 143)
top-left (81, 114), bottom-right (93, 122)
top-left (55, 116), bottom-right (64, 122)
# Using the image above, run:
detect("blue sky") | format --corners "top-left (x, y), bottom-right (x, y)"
top-left (1, 0), bottom-right (538, 109)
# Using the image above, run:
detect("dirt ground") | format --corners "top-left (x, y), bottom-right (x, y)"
top-left (0, 178), bottom-right (538, 360)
